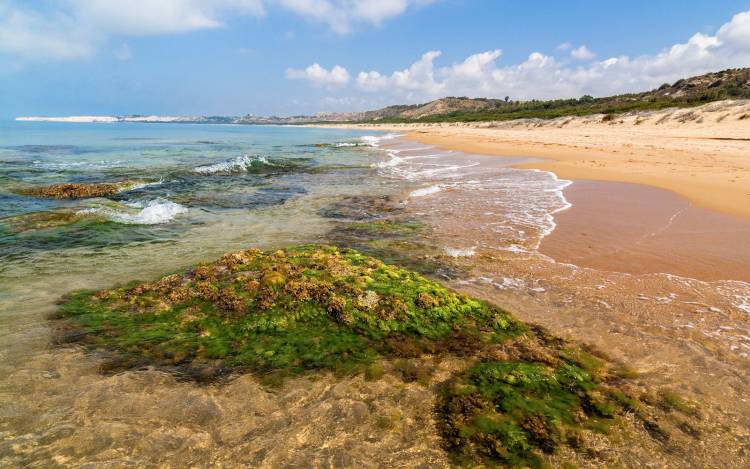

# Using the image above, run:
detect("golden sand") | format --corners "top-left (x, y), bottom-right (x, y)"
top-left (326, 99), bottom-right (750, 219)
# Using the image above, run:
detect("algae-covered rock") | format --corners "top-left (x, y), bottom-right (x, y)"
top-left (56, 245), bottom-right (523, 377)
top-left (3, 210), bottom-right (83, 232)
top-left (438, 356), bottom-right (622, 468)
top-left (21, 180), bottom-right (149, 199)
top-left (54, 244), bottom-right (684, 467)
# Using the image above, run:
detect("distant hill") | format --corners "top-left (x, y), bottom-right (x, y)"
top-left (352, 68), bottom-right (750, 123)
top-left (19, 69), bottom-right (749, 126)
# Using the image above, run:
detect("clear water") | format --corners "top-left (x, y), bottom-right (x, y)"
top-left (2, 121), bottom-right (748, 466)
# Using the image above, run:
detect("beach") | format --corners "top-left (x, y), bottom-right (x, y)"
top-left (1, 116), bottom-right (749, 467)
top-left (329, 99), bottom-right (750, 219)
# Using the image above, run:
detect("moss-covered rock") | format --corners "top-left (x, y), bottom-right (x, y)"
top-left (20, 180), bottom-right (149, 199)
top-left (440, 363), bottom-right (609, 467)
top-left (3, 210), bottom-right (83, 232)
top-left (55, 245), bottom-right (523, 378)
top-left (54, 245), bottom-right (665, 467)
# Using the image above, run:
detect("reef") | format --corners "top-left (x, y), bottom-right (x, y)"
top-left (21, 181), bottom-right (147, 199)
top-left (54, 245), bottom-right (695, 467)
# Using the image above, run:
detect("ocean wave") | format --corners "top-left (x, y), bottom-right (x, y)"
top-left (193, 154), bottom-right (274, 174)
top-left (359, 133), bottom-right (402, 147)
top-left (77, 198), bottom-right (187, 225)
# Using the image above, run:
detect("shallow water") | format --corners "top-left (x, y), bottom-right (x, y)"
top-left (371, 136), bottom-right (750, 440)
top-left (1, 122), bottom-right (748, 466)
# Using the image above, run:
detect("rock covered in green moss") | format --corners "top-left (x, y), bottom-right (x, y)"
top-left (56, 245), bottom-right (523, 378)
top-left (437, 337), bottom-right (638, 468)
top-left (21, 180), bottom-right (149, 199)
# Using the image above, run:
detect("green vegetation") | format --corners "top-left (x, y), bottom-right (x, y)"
top-left (351, 68), bottom-right (750, 124)
top-left (364, 97), bottom-right (694, 124)
top-left (54, 245), bottom-right (672, 466)
top-left (55, 245), bottom-right (523, 380)
top-left (438, 341), bottom-right (633, 468)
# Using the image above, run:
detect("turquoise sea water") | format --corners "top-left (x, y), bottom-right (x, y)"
top-left (0, 122), bottom-right (393, 276)
top-left (0, 121), bottom-right (404, 372)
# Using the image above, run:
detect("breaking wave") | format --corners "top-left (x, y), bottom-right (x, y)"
top-left (77, 198), bottom-right (187, 225)
top-left (194, 154), bottom-right (275, 174)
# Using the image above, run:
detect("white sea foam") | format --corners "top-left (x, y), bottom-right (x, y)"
top-left (444, 246), bottom-right (476, 257)
top-left (410, 185), bottom-right (443, 197)
top-left (32, 160), bottom-right (125, 169)
top-left (360, 133), bottom-right (402, 147)
top-left (78, 198), bottom-right (187, 225)
top-left (194, 154), bottom-right (272, 174)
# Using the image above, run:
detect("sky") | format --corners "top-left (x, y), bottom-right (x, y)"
top-left (1, 0), bottom-right (750, 118)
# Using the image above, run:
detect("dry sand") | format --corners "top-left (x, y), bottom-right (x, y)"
top-left (330, 99), bottom-right (750, 220)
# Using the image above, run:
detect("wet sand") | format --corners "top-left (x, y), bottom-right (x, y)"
top-left (541, 180), bottom-right (750, 283)
top-left (320, 99), bottom-right (750, 219)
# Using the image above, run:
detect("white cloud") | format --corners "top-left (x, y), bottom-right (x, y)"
top-left (0, 0), bottom-right (430, 65)
top-left (278, 0), bottom-right (435, 34)
top-left (286, 63), bottom-right (351, 87)
top-left (0, 0), bottom-right (266, 64)
top-left (294, 9), bottom-right (750, 102)
top-left (570, 45), bottom-right (595, 60)
top-left (556, 42), bottom-right (572, 51)
top-left (0, 6), bottom-right (96, 62)
top-left (113, 43), bottom-right (133, 61)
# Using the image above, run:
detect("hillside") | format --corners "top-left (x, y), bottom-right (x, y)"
top-left (354, 68), bottom-right (750, 123)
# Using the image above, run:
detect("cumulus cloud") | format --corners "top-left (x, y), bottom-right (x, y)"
top-left (0, 0), bottom-right (265, 64)
top-left (0, 0), bottom-right (432, 65)
top-left (278, 0), bottom-right (435, 34)
top-left (570, 45), bottom-right (595, 60)
top-left (286, 63), bottom-right (351, 87)
top-left (293, 9), bottom-right (750, 102)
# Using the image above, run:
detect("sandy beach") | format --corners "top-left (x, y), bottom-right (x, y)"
top-left (328, 99), bottom-right (750, 220)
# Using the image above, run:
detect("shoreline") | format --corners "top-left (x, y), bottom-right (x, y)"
top-left (316, 99), bottom-right (750, 220)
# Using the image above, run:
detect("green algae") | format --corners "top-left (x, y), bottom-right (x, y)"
top-left (437, 333), bottom-right (638, 468)
top-left (3, 210), bottom-right (83, 232)
top-left (53, 245), bottom-right (657, 466)
top-left (55, 245), bottom-right (523, 379)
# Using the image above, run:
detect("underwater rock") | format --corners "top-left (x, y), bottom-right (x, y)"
top-left (2, 210), bottom-right (82, 232)
top-left (21, 181), bottom-right (149, 199)
top-left (53, 244), bottom-right (687, 467)
top-left (319, 195), bottom-right (404, 221)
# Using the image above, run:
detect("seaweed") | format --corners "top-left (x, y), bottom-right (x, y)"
top-left (55, 245), bottom-right (523, 379)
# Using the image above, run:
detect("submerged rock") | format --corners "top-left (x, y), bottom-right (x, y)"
top-left (21, 180), bottom-right (149, 199)
top-left (53, 244), bottom-right (689, 467)
top-left (3, 210), bottom-right (82, 232)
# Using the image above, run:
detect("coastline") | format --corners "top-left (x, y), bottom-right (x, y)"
top-left (315, 99), bottom-right (750, 220)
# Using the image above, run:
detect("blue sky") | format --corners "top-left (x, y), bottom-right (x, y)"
top-left (1, 0), bottom-right (749, 117)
